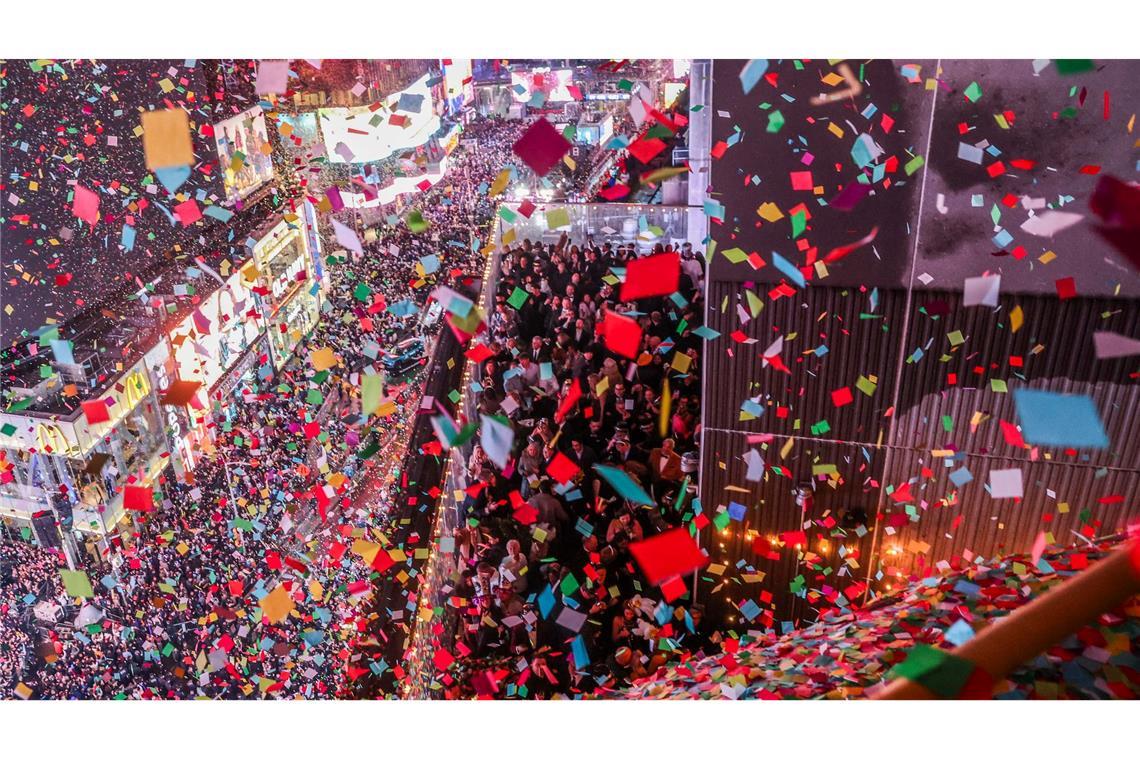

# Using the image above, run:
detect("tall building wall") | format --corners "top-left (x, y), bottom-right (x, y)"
top-left (697, 59), bottom-right (1140, 631)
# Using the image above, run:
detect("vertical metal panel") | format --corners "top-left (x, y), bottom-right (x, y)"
top-left (704, 280), bottom-right (908, 444)
top-left (697, 428), bottom-right (882, 629)
top-left (878, 456), bottom-right (1140, 580)
top-left (893, 289), bottom-right (1140, 471)
top-left (699, 58), bottom-right (1140, 630)
top-left (700, 282), bottom-right (1140, 626)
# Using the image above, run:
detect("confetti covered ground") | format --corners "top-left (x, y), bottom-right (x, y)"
top-left (606, 536), bottom-right (1140, 700)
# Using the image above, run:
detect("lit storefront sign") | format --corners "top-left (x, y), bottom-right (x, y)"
top-left (122, 369), bottom-right (151, 407)
top-left (35, 423), bottom-right (79, 457)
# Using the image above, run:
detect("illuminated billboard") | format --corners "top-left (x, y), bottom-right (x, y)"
top-left (511, 69), bottom-right (575, 103)
top-left (214, 106), bottom-right (276, 203)
top-left (441, 58), bottom-right (474, 114)
top-left (169, 272), bottom-right (262, 390)
top-left (318, 73), bottom-right (441, 164)
top-left (251, 219), bottom-right (313, 303)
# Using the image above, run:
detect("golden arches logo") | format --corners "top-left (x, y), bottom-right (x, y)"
top-left (122, 370), bottom-right (151, 408)
top-left (36, 423), bottom-right (79, 456)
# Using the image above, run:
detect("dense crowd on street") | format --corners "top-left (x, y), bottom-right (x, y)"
top-left (0, 117), bottom-right (526, 699)
top-left (433, 232), bottom-right (712, 697)
top-left (0, 105), bottom-right (713, 699)
top-left (0, 543), bottom-right (57, 690)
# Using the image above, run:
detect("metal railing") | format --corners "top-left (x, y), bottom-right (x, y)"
top-left (401, 215), bottom-right (505, 699)
top-left (876, 536), bottom-right (1140, 700)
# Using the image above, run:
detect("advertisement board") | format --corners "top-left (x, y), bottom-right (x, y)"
top-left (441, 58), bottom-right (473, 114)
top-left (214, 106), bottom-right (276, 203)
top-left (252, 219), bottom-right (313, 304)
top-left (318, 73), bottom-right (441, 164)
top-left (168, 272), bottom-right (262, 390)
top-left (510, 69), bottom-right (575, 103)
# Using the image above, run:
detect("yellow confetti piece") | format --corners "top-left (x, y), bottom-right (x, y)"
top-left (757, 202), bottom-right (784, 222)
top-left (1010, 305), bottom-right (1024, 333)
top-left (827, 122), bottom-right (845, 138)
top-left (489, 168), bottom-right (510, 197)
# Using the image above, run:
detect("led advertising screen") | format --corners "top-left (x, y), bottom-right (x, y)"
top-left (510, 69), bottom-right (575, 103)
top-left (169, 273), bottom-right (261, 390)
top-left (213, 106), bottom-right (276, 203)
top-left (318, 73), bottom-right (441, 164)
top-left (441, 58), bottom-right (473, 114)
top-left (663, 82), bottom-right (687, 108)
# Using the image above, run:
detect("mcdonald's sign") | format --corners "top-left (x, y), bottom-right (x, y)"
top-left (36, 423), bottom-right (79, 456)
top-left (122, 370), bottom-right (151, 408)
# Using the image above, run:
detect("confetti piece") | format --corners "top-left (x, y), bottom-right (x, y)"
top-left (1013, 389), bottom-right (1109, 449)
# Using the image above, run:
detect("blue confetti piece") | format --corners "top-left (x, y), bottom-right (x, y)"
top-left (739, 59), bottom-right (769, 95)
top-left (1013, 389), bottom-right (1109, 449)
top-left (771, 251), bottom-right (806, 288)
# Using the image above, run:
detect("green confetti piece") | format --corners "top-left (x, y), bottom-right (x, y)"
top-left (507, 287), bottom-right (529, 310)
top-left (1054, 59), bottom-right (1095, 75)
top-left (791, 209), bottom-right (807, 238)
top-left (890, 644), bottom-right (977, 699)
top-left (559, 572), bottom-right (580, 596)
top-left (766, 110), bottom-right (785, 133)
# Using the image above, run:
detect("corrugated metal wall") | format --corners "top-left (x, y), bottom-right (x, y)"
top-left (697, 58), bottom-right (1140, 631)
top-left (893, 289), bottom-right (1140, 471)
top-left (699, 428), bottom-right (884, 628)
top-left (699, 282), bottom-right (1140, 627)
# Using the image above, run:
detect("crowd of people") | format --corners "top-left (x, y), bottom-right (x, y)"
top-left (1, 105), bottom-right (713, 699)
top-left (427, 231), bottom-right (712, 697)
top-left (0, 542), bottom-right (57, 691)
top-left (0, 116), bottom-right (527, 700)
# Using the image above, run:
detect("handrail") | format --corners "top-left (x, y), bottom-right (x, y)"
top-left (876, 538), bottom-right (1140, 699)
top-left (400, 207), bottom-right (506, 699)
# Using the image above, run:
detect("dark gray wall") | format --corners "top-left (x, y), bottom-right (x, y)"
top-left (698, 59), bottom-right (1140, 631)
